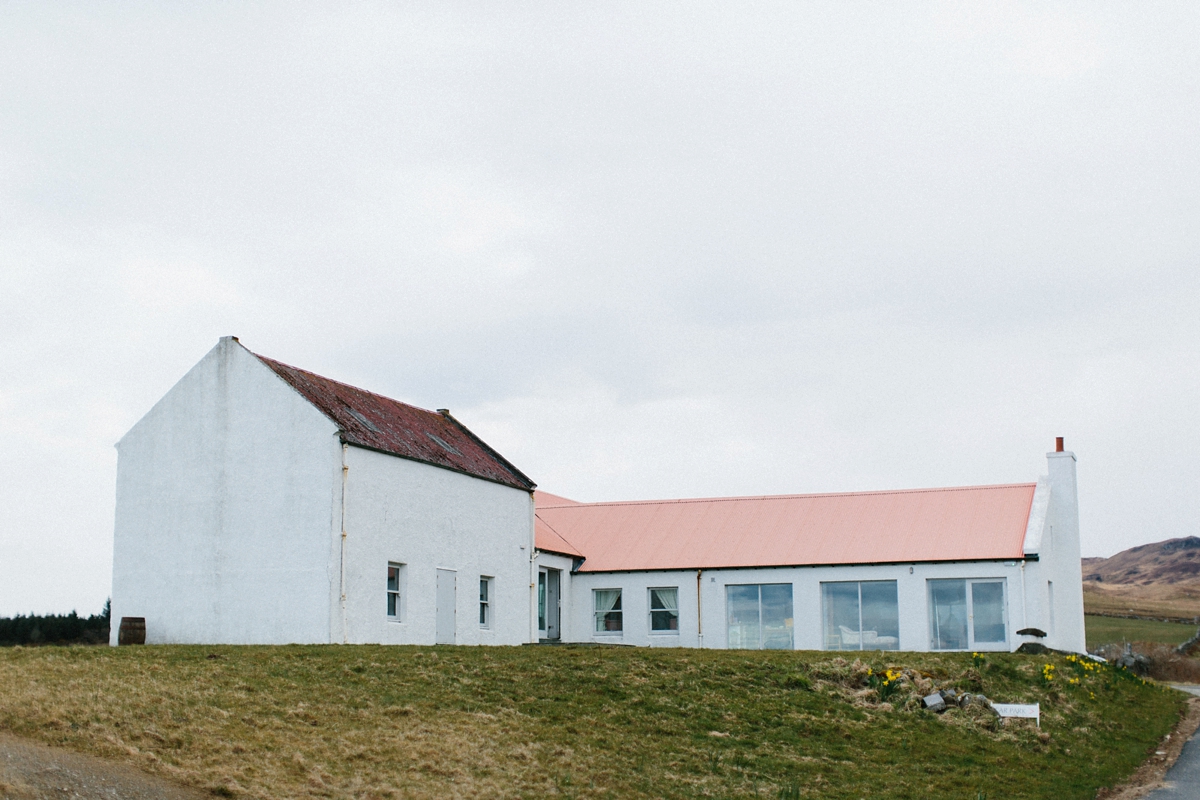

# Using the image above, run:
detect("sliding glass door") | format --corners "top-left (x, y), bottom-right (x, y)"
top-left (928, 579), bottom-right (1007, 650)
top-left (726, 583), bottom-right (794, 650)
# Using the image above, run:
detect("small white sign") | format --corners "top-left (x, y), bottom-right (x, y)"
top-left (991, 702), bottom-right (1040, 727)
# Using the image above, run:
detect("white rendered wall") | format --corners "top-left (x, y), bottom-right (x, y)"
top-left (1035, 451), bottom-right (1087, 652)
top-left (339, 445), bottom-right (534, 646)
top-left (565, 559), bottom-right (1035, 652)
top-left (111, 338), bottom-right (341, 645)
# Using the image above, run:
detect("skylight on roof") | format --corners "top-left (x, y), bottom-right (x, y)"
top-left (426, 432), bottom-right (461, 455)
top-left (348, 409), bottom-right (380, 433)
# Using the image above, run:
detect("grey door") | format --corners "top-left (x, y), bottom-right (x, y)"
top-left (436, 569), bottom-right (456, 644)
top-left (546, 569), bottom-right (561, 640)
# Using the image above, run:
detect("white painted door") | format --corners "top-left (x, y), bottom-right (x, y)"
top-left (436, 569), bottom-right (456, 644)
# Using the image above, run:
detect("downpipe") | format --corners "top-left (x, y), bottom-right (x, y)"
top-left (340, 444), bottom-right (348, 644)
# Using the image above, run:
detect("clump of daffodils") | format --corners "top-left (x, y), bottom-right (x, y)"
top-left (865, 666), bottom-right (904, 701)
top-left (1064, 654), bottom-right (1100, 674)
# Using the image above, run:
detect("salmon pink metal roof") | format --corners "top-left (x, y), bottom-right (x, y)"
top-left (536, 484), bottom-right (1037, 572)
top-left (533, 491), bottom-right (585, 556)
top-left (256, 354), bottom-right (535, 491)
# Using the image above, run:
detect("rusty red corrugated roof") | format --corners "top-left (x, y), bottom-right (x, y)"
top-left (536, 484), bottom-right (1036, 571)
top-left (256, 353), bottom-right (535, 491)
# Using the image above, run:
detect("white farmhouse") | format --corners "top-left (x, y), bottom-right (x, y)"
top-left (111, 336), bottom-right (536, 646)
top-left (111, 338), bottom-right (1085, 653)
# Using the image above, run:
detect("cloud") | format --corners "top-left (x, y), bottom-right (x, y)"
top-left (1, 3), bottom-right (1199, 613)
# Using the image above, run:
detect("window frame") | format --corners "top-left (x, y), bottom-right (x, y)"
top-left (820, 580), bottom-right (900, 651)
top-left (479, 576), bottom-right (493, 630)
top-left (537, 571), bottom-right (546, 634)
top-left (648, 587), bottom-right (680, 634)
top-left (927, 578), bottom-right (1008, 651)
top-left (724, 582), bottom-right (795, 650)
top-left (593, 588), bottom-right (624, 635)
top-left (386, 562), bottom-right (406, 623)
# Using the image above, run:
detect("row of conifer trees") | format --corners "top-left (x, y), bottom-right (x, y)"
top-left (0, 600), bottom-right (110, 646)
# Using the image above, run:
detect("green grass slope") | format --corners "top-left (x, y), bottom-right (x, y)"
top-left (1086, 614), bottom-right (1199, 650)
top-left (0, 645), bottom-right (1184, 799)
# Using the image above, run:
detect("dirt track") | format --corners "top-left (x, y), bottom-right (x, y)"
top-left (0, 733), bottom-right (207, 800)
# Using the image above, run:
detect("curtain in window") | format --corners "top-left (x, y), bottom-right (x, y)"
top-left (760, 584), bottom-right (794, 650)
top-left (929, 580), bottom-right (968, 650)
top-left (650, 588), bottom-right (679, 631)
top-left (972, 582), bottom-right (1006, 643)
top-left (726, 585), bottom-right (760, 649)
top-left (821, 582), bottom-right (898, 650)
top-left (822, 583), bottom-right (860, 649)
top-left (594, 589), bottom-right (623, 632)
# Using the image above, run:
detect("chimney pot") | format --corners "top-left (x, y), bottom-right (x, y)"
top-left (1056, 437), bottom-right (1064, 452)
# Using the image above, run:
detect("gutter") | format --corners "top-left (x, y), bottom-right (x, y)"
top-left (570, 555), bottom-right (1037, 575)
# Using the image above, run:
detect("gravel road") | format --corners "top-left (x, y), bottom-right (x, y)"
top-left (0, 732), bottom-right (208, 800)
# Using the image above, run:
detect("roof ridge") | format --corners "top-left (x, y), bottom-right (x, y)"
top-left (254, 354), bottom-right (432, 417)
top-left (538, 482), bottom-right (1038, 509)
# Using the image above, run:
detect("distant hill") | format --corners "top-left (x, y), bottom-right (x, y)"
top-left (1084, 537), bottom-right (1200, 585)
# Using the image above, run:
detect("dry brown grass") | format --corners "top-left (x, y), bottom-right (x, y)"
top-left (1085, 582), bottom-right (1200, 621)
top-left (0, 649), bottom-right (555, 799)
top-left (0, 644), bottom-right (1185, 799)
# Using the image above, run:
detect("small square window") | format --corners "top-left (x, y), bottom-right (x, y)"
top-left (387, 562), bottom-right (406, 621)
top-left (649, 588), bottom-right (679, 632)
top-left (479, 576), bottom-right (493, 629)
top-left (594, 589), bottom-right (623, 633)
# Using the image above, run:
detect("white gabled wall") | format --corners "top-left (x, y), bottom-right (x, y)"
top-left (111, 337), bottom-right (341, 645)
top-left (1012, 450), bottom-right (1087, 653)
top-left (339, 446), bottom-right (534, 646)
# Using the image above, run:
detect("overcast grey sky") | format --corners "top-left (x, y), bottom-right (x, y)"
top-left (2, 3), bottom-right (1198, 615)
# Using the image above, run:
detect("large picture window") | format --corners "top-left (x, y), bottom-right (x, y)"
top-left (594, 589), bottom-right (623, 633)
top-left (928, 579), bottom-right (1007, 650)
top-left (649, 588), bottom-right (679, 632)
top-left (821, 581), bottom-right (899, 650)
top-left (726, 583), bottom-right (794, 650)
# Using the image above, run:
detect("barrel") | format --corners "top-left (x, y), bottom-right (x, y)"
top-left (118, 617), bottom-right (146, 646)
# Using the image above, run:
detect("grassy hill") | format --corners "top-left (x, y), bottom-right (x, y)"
top-left (1085, 614), bottom-right (1198, 650)
top-left (0, 645), bottom-right (1184, 799)
top-left (1084, 537), bottom-right (1200, 585)
top-left (1084, 537), bottom-right (1200, 622)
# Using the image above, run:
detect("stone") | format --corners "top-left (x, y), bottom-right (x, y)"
top-left (921, 693), bottom-right (947, 713)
